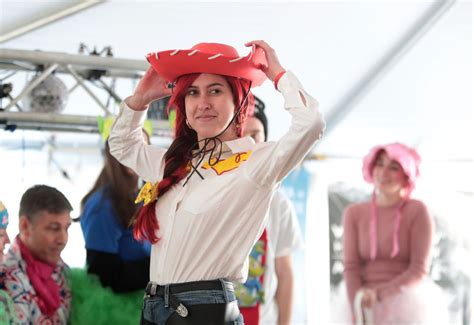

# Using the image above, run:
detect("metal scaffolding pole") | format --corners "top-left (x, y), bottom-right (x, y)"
top-left (4, 63), bottom-right (58, 111)
top-left (0, 48), bottom-right (150, 128)
top-left (0, 62), bottom-right (144, 79)
top-left (95, 78), bottom-right (122, 104)
top-left (0, 111), bottom-right (171, 136)
top-left (65, 64), bottom-right (112, 115)
top-left (0, 48), bottom-right (148, 72)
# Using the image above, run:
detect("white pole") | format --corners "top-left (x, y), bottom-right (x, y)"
top-left (0, 1), bottom-right (105, 43)
top-left (305, 162), bottom-right (330, 324)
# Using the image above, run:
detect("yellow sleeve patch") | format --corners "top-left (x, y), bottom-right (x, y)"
top-left (135, 181), bottom-right (159, 206)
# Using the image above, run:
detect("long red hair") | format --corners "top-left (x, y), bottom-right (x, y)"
top-left (133, 73), bottom-right (254, 243)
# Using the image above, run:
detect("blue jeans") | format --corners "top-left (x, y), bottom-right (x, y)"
top-left (141, 279), bottom-right (244, 325)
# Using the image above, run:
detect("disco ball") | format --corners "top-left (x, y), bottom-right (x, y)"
top-left (22, 74), bottom-right (68, 113)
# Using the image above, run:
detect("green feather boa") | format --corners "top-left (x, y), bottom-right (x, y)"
top-left (69, 268), bottom-right (143, 325)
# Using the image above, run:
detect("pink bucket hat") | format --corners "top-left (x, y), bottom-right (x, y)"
top-left (362, 143), bottom-right (421, 260)
top-left (362, 142), bottom-right (421, 197)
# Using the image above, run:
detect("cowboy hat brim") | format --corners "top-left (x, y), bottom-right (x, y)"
top-left (146, 45), bottom-right (268, 87)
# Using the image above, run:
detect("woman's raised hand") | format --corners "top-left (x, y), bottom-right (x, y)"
top-left (245, 40), bottom-right (286, 82)
top-left (126, 67), bottom-right (172, 111)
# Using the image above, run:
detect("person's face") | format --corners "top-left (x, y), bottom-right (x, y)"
top-left (372, 152), bottom-right (408, 196)
top-left (0, 228), bottom-right (10, 260)
top-left (20, 211), bottom-right (71, 265)
top-left (243, 116), bottom-right (265, 144)
top-left (184, 73), bottom-right (237, 142)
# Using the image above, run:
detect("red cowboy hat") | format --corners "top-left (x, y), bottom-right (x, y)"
top-left (146, 43), bottom-right (268, 87)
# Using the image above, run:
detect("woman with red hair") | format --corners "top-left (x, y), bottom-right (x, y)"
top-left (109, 40), bottom-right (325, 324)
top-left (343, 143), bottom-right (449, 324)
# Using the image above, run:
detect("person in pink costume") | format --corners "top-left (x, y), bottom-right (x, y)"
top-left (343, 143), bottom-right (449, 324)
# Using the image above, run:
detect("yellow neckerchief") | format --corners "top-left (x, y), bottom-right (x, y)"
top-left (201, 151), bottom-right (252, 175)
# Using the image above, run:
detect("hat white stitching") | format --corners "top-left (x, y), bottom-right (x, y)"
top-left (229, 56), bottom-right (245, 63)
top-left (246, 49), bottom-right (253, 62)
top-left (208, 53), bottom-right (223, 60)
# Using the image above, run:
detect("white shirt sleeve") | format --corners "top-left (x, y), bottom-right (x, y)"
top-left (245, 71), bottom-right (325, 188)
top-left (108, 101), bottom-right (167, 183)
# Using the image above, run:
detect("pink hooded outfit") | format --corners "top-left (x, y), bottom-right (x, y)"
top-left (341, 143), bottom-right (449, 324)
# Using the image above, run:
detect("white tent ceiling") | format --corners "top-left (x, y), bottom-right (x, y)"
top-left (1, 0), bottom-right (472, 162)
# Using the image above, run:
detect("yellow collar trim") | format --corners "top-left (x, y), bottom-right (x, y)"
top-left (201, 151), bottom-right (252, 175)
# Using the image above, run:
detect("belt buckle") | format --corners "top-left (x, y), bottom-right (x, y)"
top-left (176, 303), bottom-right (189, 317)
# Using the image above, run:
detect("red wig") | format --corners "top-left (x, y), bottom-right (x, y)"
top-left (133, 73), bottom-right (254, 243)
